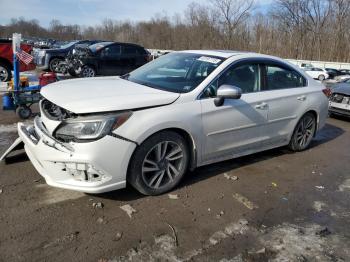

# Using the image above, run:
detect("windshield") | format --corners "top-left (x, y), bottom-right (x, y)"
top-left (60, 41), bottom-right (78, 49)
top-left (125, 52), bottom-right (224, 93)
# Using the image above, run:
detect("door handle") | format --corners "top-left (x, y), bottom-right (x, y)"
top-left (255, 102), bottom-right (268, 110)
top-left (297, 95), bottom-right (307, 101)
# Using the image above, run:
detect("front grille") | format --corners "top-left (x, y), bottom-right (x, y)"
top-left (41, 99), bottom-right (75, 120)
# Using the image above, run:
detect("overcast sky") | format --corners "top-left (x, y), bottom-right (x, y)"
top-left (0, 0), bottom-right (273, 27)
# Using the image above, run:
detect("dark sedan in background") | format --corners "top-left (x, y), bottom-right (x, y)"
top-left (325, 68), bottom-right (342, 79)
top-left (33, 40), bottom-right (103, 72)
top-left (68, 41), bottom-right (151, 77)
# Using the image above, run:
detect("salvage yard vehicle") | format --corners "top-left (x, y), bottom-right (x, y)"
top-left (67, 42), bottom-right (151, 77)
top-left (0, 39), bottom-right (35, 81)
top-left (329, 78), bottom-right (350, 117)
top-left (1, 51), bottom-right (329, 195)
top-left (33, 40), bottom-right (101, 72)
top-left (325, 68), bottom-right (342, 79)
top-left (304, 67), bottom-right (329, 81)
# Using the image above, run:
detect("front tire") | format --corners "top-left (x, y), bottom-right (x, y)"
top-left (49, 58), bottom-right (63, 72)
top-left (128, 131), bottom-right (189, 195)
top-left (288, 112), bottom-right (316, 151)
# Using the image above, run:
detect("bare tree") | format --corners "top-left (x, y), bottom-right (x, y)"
top-left (210, 0), bottom-right (255, 48)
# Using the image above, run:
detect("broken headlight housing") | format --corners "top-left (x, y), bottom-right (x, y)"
top-left (55, 112), bottom-right (132, 142)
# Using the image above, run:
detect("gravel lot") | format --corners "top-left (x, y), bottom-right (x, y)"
top-left (0, 81), bottom-right (350, 261)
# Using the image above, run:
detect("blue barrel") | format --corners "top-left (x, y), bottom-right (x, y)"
top-left (2, 93), bottom-right (15, 110)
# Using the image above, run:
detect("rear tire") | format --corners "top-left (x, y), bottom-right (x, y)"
top-left (318, 74), bottom-right (325, 81)
top-left (80, 65), bottom-right (96, 78)
top-left (288, 112), bottom-right (316, 152)
top-left (16, 106), bottom-right (32, 119)
top-left (0, 62), bottom-right (11, 82)
top-left (128, 131), bottom-right (189, 195)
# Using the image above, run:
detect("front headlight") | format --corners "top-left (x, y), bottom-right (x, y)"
top-left (55, 112), bottom-right (132, 142)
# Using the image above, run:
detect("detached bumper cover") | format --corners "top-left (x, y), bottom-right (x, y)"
top-left (18, 117), bottom-right (136, 193)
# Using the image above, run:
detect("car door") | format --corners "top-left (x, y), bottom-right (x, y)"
top-left (259, 62), bottom-right (309, 146)
top-left (99, 44), bottom-right (122, 75)
top-left (200, 62), bottom-right (268, 164)
top-left (120, 45), bottom-right (139, 74)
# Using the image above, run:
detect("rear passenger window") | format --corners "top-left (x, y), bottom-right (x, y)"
top-left (101, 45), bottom-right (121, 57)
top-left (265, 65), bottom-right (306, 90)
top-left (123, 46), bottom-right (138, 55)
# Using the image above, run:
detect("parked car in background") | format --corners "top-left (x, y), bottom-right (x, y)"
top-left (67, 41), bottom-right (151, 77)
top-left (300, 63), bottom-right (313, 69)
top-left (9, 51), bottom-right (328, 195)
top-left (304, 67), bottom-right (329, 81)
top-left (0, 39), bottom-right (36, 82)
top-left (325, 68), bottom-right (342, 79)
top-left (33, 40), bottom-right (101, 72)
top-left (329, 78), bottom-right (350, 117)
top-left (335, 69), bottom-right (350, 82)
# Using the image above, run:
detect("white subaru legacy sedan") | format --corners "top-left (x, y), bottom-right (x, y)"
top-left (6, 51), bottom-right (329, 195)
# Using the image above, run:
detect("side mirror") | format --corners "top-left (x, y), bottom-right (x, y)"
top-left (214, 85), bottom-right (242, 107)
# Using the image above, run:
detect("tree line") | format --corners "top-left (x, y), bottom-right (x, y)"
top-left (1, 0), bottom-right (350, 62)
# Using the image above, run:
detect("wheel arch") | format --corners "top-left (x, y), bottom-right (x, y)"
top-left (49, 56), bottom-right (65, 63)
top-left (0, 57), bottom-right (12, 69)
top-left (292, 109), bottom-right (319, 139)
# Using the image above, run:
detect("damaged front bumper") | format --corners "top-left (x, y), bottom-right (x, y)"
top-left (14, 116), bottom-right (136, 193)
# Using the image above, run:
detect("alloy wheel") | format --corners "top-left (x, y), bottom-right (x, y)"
top-left (50, 59), bottom-right (61, 72)
top-left (82, 67), bottom-right (95, 77)
top-left (295, 115), bottom-right (315, 148)
top-left (141, 141), bottom-right (184, 189)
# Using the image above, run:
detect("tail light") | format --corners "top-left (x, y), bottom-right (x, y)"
top-left (322, 88), bottom-right (332, 98)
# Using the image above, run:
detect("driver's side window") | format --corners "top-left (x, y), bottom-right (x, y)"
top-left (202, 63), bottom-right (261, 98)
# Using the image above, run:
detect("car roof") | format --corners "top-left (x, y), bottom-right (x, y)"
top-left (180, 50), bottom-right (250, 58)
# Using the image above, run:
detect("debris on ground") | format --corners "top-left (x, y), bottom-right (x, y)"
top-left (315, 186), bottom-right (325, 190)
top-left (216, 211), bottom-right (225, 219)
top-left (313, 201), bottom-right (327, 212)
top-left (113, 232), bottom-right (123, 241)
top-left (316, 227), bottom-right (331, 237)
top-left (224, 173), bottom-right (238, 181)
top-left (97, 217), bottom-right (105, 224)
top-left (43, 231), bottom-right (79, 249)
top-left (120, 204), bottom-right (137, 218)
top-left (0, 188), bottom-right (2, 194)
top-left (271, 182), bottom-right (278, 187)
top-left (168, 194), bottom-right (179, 200)
top-left (166, 223), bottom-right (178, 247)
top-left (339, 178), bottom-right (350, 192)
top-left (281, 197), bottom-right (288, 201)
top-left (233, 193), bottom-right (258, 210)
top-left (92, 202), bottom-right (104, 209)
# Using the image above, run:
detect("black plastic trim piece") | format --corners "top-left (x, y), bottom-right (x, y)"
top-left (109, 133), bottom-right (139, 145)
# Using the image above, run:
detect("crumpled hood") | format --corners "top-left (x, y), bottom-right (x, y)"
top-left (40, 77), bottom-right (180, 114)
